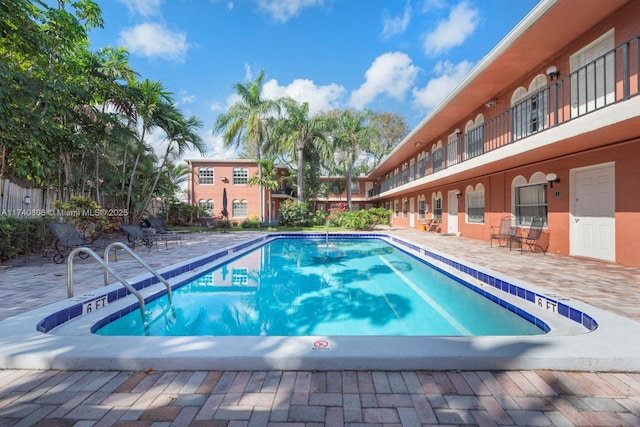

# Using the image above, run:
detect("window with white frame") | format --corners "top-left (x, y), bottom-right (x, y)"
top-left (514, 183), bottom-right (547, 226)
top-left (432, 194), bottom-right (442, 220)
top-left (198, 199), bottom-right (214, 217)
top-left (232, 168), bottom-right (248, 185)
top-left (232, 199), bottom-right (248, 218)
top-left (402, 198), bottom-right (408, 218)
top-left (198, 168), bottom-right (214, 185)
top-left (465, 184), bottom-right (485, 224)
top-left (511, 76), bottom-right (548, 141)
top-left (232, 268), bottom-right (248, 286)
top-left (465, 115), bottom-right (484, 160)
top-left (350, 180), bottom-right (360, 194)
top-left (418, 196), bottom-right (427, 220)
top-left (394, 200), bottom-right (399, 217)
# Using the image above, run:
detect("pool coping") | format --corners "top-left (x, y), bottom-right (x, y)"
top-left (1, 233), bottom-right (640, 372)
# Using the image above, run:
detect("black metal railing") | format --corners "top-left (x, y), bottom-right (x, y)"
top-left (369, 34), bottom-right (639, 198)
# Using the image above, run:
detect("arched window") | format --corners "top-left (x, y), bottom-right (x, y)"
top-left (198, 199), bottom-right (214, 217)
top-left (511, 75), bottom-right (549, 141)
top-left (512, 173), bottom-right (548, 226)
top-left (465, 184), bottom-right (485, 224)
top-left (417, 195), bottom-right (427, 220)
top-left (232, 199), bottom-right (248, 218)
top-left (432, 141), bottom-right (444, 172)
top-left (198, 167), bottom-right (214, 185)
top-left (432, 192), bottom-right (443, 220)
top-left (464, 114), bottom-right (485, 160)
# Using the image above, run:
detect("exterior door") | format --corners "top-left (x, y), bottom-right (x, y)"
top-left (447, 191), bottom-right (458, 234)
top-left (409, 197), bottom-right (415, 228)
top-left (570, 163), bottom-right (615, 262)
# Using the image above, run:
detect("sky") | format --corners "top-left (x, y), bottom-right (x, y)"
top-left (85, 0), bottom-right (541, 160)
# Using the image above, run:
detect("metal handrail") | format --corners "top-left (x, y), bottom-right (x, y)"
top-left (103, 242), bottom-right (173, 304)
top-left (66, 247), bottom-right (146, 313)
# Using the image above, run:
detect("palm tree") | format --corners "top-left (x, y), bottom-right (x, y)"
top-left (125, 79), bottom-right (173, 219)
top-left (276, 99), bottom-right (331, 202)
top-left (248, 159), bottom-right (280, 224)
top-left (139, 107), bottom-right (205, 216)
top-left (333, 110), bottom-right (378, 210)
top-left (213, 71), bottom-right (283, 221)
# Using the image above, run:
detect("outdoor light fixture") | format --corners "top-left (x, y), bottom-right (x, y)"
top-left (414, 141), bottom-right (422, 148)
top-left (220, 177), bottom-right (229, 183)
top-left (546, 65), bottom-right (560, 80)
top-left (23, 195), bottom-right (31, 206)
top-left (485, 100), bottom-right (496, 108)
top-left (455, 190), bottom-right (462, 199)
top-left (546, 172), bottom-right (560, 188)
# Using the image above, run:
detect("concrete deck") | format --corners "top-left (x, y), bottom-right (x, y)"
top-left (1, 229), bottom-right (640, 425)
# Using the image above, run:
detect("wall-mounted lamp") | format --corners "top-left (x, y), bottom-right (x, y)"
top-left (455, 190), bottom-right (462, 199)
top-left (485, 100), bottom-right (496, 108)
top-left (455, 129), bottom-right (461, 138)
top-left (546, 65), bottom-right (560, 81)
top-left (546, 172), bottom-right (560, 188)
top-left (220, 177), bottom-right (229, 183)
top-left (414, 141), bottom-right (422, 148)
top-left (23, 195), bottom-right (31, 206)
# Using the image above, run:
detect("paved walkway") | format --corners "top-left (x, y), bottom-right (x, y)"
top-left (1, 229), bottom-right (640, 426)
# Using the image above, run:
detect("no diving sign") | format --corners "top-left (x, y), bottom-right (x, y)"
top-left (312, 339), bottom-right (330, 351)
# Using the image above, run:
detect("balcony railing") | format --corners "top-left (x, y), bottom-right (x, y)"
top-left (369, 34), bottom-right (640, 198)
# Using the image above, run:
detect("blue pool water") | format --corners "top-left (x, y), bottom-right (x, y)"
top-left (96, 238), bottom-right (543, 337)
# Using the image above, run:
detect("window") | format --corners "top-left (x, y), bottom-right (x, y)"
top-left (418, 196), bottom-right (427, 220)
top-left (511, 76), bottom-right (548, 141)
top-left (432, 194), bottom-right (442, 220)
top-left (198, 168), bottom-right (214, 185)
top-left (432, 142), bottom-right (444, 172)
top-left (232, 268), bottom-right (248, 286)
top-left (350, 181), bottom-right (360, 194)
top-left (465, 115), bottom-right (484, 160)
top-left (515, 184), bottom-right (547, 226)
top-left (394, 200), bottom-right (399, 217)
top-left (466, 185), bottom-right (485, 224)
top-left (233, 168), bottom-right (248, 185)
top-left (417, 152), bottom-right (428, 177)
top-left (232, 199), bottom-right (248, 218)
top-left (402, 198), bottom-right (408, 218)
top-left (198, 199), bottom-right (214, 217)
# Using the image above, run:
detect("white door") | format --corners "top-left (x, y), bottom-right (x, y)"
top-left (447, 191), bottom-right (458, 234)
top-left (570, 29), bottom-right (615, 117)
top-left (570, 163), bottom-right (615, 262)
top-left (409, 198), bottom-right (415, 228)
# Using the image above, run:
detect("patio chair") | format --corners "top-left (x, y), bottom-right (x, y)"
top-left (198, 217), bottom-right (217, 232)
top-left (490, 216), bottom-right (517, 247)
top-left (46, 222), bottom-right (102, 264)
top-left (120, 224), bottom-right (157, 251)
top-left (510, 217), bottom-right (549, 254)
top-left (146, 216), bottom-right (190, 240)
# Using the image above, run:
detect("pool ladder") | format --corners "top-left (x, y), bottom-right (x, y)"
top-left (66, 242), bottom-right (174, 314)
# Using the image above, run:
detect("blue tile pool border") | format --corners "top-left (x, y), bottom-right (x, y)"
top-left (37, 233), bottom-right (597, 334)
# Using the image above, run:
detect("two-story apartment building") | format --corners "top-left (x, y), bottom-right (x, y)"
top-left (367, 0), bottom-right (640, 267)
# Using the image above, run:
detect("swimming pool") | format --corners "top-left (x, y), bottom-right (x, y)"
top-left (2, 232), bottom-right (640, 371)
top-left (96, 238), bottom-right (544, 337)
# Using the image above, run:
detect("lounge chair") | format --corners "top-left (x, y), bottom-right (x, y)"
top-left (199, 217), bottom-right (217, 232)
top-left (146, 216), bottom-right (190, 240)
top-left (46, 222), bottom-right (103, 264)
top-left (490, 216), bottom-right (517, 247)
top-left (120, 224), bottom-right (157, 251)
top-left (510, 217), bottom-right (549, 254)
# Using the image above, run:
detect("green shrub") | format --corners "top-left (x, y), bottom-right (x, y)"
top-left (0, 216), bottom-right (53, 260)
top-left (279, 199), bottom-right (311, 227)
top-left (241, 215), bottom-right (261, 228)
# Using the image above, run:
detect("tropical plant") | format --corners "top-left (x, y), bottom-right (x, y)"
top-left (213, 71), bottom-right (283, 221)
top-left (248, 158), bottom-right (280, 224)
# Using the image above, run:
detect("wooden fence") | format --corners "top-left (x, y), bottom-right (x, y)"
top-left (0, 179), bottom-right (57, 218)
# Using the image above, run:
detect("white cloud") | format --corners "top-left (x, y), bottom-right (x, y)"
top-left (423, 1), bottom-right (479, 56)
top-left (244, 63), bottom-right (253, 81)
top-left (177, 91), bottom-right (195, 106)
top-left (256, 0), bottom-right (326, 23)
top-left (412, 60), bottom-right (474, 110)
top-left (262, 78), bottom-right (345, 115)
top-left (119, 23), bottom-right (190, 62)
top-left (349, 52), bottom-right (419, 110)
top-left (117, 0), bottom-right (163, 17)
top-left (381, 1), bottom-right (411, 39)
